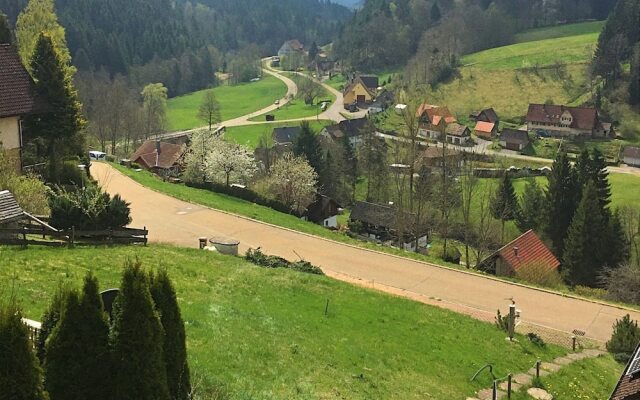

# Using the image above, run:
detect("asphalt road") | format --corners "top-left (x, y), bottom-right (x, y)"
top-left (93, 162), bottom-right (640, 343)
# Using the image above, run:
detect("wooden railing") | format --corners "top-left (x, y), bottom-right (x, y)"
top-left (21, 318), bottom-right (42, 347)
top-left (0, 226), bottom-right (148, 247)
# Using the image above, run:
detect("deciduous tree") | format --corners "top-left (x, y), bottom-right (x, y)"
top-left (205, 139), bottom-right (257, 186)
top-left (141, 83), bottom-right (168, 138)
top-left (269, 153), bottom-right (317, 214)
top-left (196, 89), bottom-right (221, 130)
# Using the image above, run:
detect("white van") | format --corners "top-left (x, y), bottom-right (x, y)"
top-left (89, 151), bottom-right (107, 161)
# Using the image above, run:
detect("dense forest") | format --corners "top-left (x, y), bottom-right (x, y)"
top-left (335, 0), bottom-right (617, 71)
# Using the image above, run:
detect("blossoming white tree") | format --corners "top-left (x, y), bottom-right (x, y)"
top-left (269, 153), bottom-right (317, 213)
top-left (205, 139), bottom-right (257, 186)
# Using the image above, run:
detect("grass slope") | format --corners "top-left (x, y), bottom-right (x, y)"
top-left (1, 245), bottom-right (573, 399)
top-left (514, 21), bottom-right (605, 44)
top-left (166, 76), bottom-right (287, 131)
top-left (225, 120), bottom-right (332, 149)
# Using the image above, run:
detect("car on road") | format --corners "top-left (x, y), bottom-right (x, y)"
top-left (274, 99), bottom-right (280, 105)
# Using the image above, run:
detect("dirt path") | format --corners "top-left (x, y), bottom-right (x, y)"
top-left (93, 162), bottom-right (640, 343)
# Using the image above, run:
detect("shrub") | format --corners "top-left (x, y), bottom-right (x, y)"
top-left (0, 148), bottom-right (50, 215)
top-left (515, 262), bottom-right (564, 290)
top-left (606, 314), bottom-right (640, 363)
top-left (495, 309), bottom-right (509, 332)
top-left (48, 185), bottom-right (131, 230)
top-left (245, 248), bottom-right (324, 275)
top-left (526, 333), bottom-right (546, 347)
top-left (604, 264), bottom-right (640, 305)
top-left (57, 160), bottom-right (87, 186)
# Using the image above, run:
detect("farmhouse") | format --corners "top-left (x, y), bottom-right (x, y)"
top-left (623, 146), bottom-right (640, 167)
top-left (500, 128), bottom-right (530, 151)
top-left (419, 146), bottom-right (463, 168)
top-left (0, 44), bottom-right (43, 172)
top-left (481, 230), bottom-right (560, 277)
top-left (277, 39), bottom-right (304, 58)
top-left (303, 194), bottom-right (341, 228)
top-left (525, 104), bottom-right (612, 138)
top-left (610, 341), bottom-right (640, 400)
top-left (272, 126), bottom-right (302, 146)
top-left (469, 108), bottom-right (499, 125)
top-left (474, 121), bottom-right (498, 140)
top-left (321, 117), bottom-right (372, 146)
top-left (131, 140), bottom-right (185, 174)
top-left (445, 123), bottom-right (471, 145)
top-left (343, 76), bottom-right (376, 105)
top-left (416, 103), bottom-right (457, 140)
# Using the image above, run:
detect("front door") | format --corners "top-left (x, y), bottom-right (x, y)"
top-left (357, 95), bottom-right (366, 103)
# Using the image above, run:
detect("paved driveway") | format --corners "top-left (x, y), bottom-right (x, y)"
top-left (93, 162), bottom-right (640, 342)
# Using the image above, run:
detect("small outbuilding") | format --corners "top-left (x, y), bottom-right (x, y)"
top-left (474, 121), bottom-right (498, 140)
top-left (272, 126), bottom-right (302, 146)
top-left (480, 230), bottom-right (560, 277)
top-left (623, 146), bottom-right (640, 167)
top-left (303, 194), bottom-right (341, 228)
top-left (445, 123), bottom-right (471, 145)
top-left (500, 129), bottom-right (530, 151)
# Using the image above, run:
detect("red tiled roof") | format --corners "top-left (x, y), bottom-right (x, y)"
top-left (495, 230), bottom-right (560, 272)
top-left (131, 140), bottom-right (184, 170)
top-left (416, 103), bottom-right (457, 124)
top-left (611, 342), bottom-right (640, 400)
top-left (474, 121), bottom-right (496, 138)
top-left (526, 104), bottom-right (599, 131)
top-left (0, 44), bottom-right (40, 118)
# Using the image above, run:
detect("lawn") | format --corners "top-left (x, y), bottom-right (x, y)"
top-left (514, 20), bottom-right (605, 43)
top-left (166, 76), bottom-right (288, 131)
top-left (0, 244), bottom-right (575, 399)
top-left (249, 74), bottom-right (334, 121)
top-left (224, 120), bottom-right (333, 149)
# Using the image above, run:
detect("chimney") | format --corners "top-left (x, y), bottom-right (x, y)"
top-left (513, 246), bottom-right (519, 257)
top-left (155, 140), bottom-right (161, 154)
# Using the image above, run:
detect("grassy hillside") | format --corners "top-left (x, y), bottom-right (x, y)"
top-left (514, 21), bottom-right (605, 44)
top-left (225, 120), bottom-right (332, 149)
top-left (166, 76), bottom-right (288, 131)
top-left (0, 245), bottom-right (580, 399)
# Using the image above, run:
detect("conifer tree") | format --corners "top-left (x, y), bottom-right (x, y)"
top-left (27, 32), bottom-right (85, 181)
top-left (110, 260), bottom-right (170, 400)
top-left (0, 302), bottom-right (47, 400)
top-left (515, 179), bottom-right (545, 232)
top-left (543, 152), bottom-right (577, 258)
top-left (36, 285), bottom-right (68, 362)
top-left (491, 173), bottom-right (519, 242)
top-left (606, 314), bottom-right (640, 363)
top-left (44, 273), bottom-right (110, 400)
top-left (150, 270), bottom-right (191, 400)
top-left (0, 11), bottom-right (11, 44)
top-left (606, 210), bottom-right (630, 269)
top-left (590, 148), bottom-right (612, 212)
top-left (562, 182), bottom-right (608, 287)
top-left (293, 121), bottom-right (323, 176)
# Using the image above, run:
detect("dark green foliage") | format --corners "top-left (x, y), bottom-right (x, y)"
top-left (308, 41), bottom-right (318, 61)
top-left (245, 248), bottom-right (324, 275)
top-left (606, 314), bottom-right (640, 363)
top-left (44, 274), bottom-right (110, 400)
top-left (495, 309), bottom-right (509, 332)
top-left (606, 210), bottom-right (630, 268)
top-left (543, 152), bottom-right (578, 258)
top-left (631, 44), bottom-right (640, 105)
top-left (562, 183), bottom-right (609, 287)
top-left (57, 160), bottom-right (87, 186)
top-left (0, 11), bottom-right (11, 44)
top-left (110, 260), bottom-right (170, 400)
top-left (36, 286), bottom-right (67, 363)
top-left (0, 302), bottom-right (47, 400)
top-left (491, 173), bottom-right (520, 242)
top-left (430, 2), bottom-right (441, 22)
top-left (48, 185), bottom-right (131, 230)
top-left (516, 179), bottom-right (545, 232)
top-left (293, 121), bottom-right (323, 176)
top-left (526, 333), bottom-right (546, 347)
top-left (150, 270), bottom-right (191, 400)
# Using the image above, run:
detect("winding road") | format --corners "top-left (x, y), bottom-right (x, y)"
top-left (94, 162), bottom-right (640, 343)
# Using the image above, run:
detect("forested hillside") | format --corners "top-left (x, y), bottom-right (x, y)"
top-left (335, 0), bottom-right (616, 71)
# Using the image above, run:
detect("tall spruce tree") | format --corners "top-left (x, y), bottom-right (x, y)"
top-left (36, 285), bottom-right (68, 362)
top-left (491, 173), bottom-right (520, 243)
top-left (515, 179), bottom-right (545, 232)
top-left (110, 261), bottom-right (170, 400)
top-left (562, 182), bottom-right (609, 287)
top-left (544, 152), bottom-right (578, 258)
top-left (0, 302), bottom-right (47, 400)
top-left (590, 148), bottom-right (612, 212)
top-left (607, 210), bottom-right (630, 269)
top-left (0, 11), bottom-right (11, 44)
top-left (44, 273), bottom-right (110, 400)
top-left (27, 32), bottom-right (85, 181)
top-left (293, 121), bottom-right (323, 176)
top-left (150, 270), bottom-right (191, 400)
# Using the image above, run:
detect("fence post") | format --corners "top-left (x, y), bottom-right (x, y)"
top-left (572, 335), bottom-right (577, 352)
top-left (70, 226), bottom-right (75, 248)
top-left (492, 380), bottom-right (498, 400)
top-left (22, 227), bottom-right (27, 249)
top-left (536, 360), bottom-right (541, 378)
top-left (507, 374), bottom-right (512, 399)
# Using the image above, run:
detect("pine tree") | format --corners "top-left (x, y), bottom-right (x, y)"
top-left (0, 11), bottom-right (11, 44)
top-left (150, 270), bottom-right (191, 400)
top-left (606, 210), bottom-right (630, 269)
top-left (590, 148), bottom-right (612, 212)
top-left (543, 152), bottom-right (578, 258)
top-left (562, 182), bottom-right (609, 287)
top-left (491, 173), bottom-right (520, 242)
top-left (44, 273), bottom-right (110, 400)
top-left (36, 285), bottom-right (68, 363)
top-left (110, 260), bottom-right (170, 400)
top-left (515, 179), bottom-right (545, 232)
top-left (27, 32), bottom-right (85, 181)
top-left (0, 302), bottom-right (47, 400)
top-left (574, 149), bottom-right (593, 190)
top-left (308, 41), bottom-right (318, 61)
top-left (431, 2), bottom-right (441, 22)
top-left (630, 44), bottom-right (640, 105)
top-left (293, 121), bottom-right (323, 176)
top-left (606, 314), bottom-right (640, 363)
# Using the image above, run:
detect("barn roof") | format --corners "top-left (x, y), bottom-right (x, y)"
top-left (492, 230), bottom-right (560, 273)
top-left (0, 44), bottom-right (42, 118)
top-left (0, 190), bottom-right (24, 224)
top-left (131, 140), bottom-right (185, 170)
top-left (526, 104), bottom-right (599, 131)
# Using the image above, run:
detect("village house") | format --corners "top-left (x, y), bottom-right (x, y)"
top-left (526, 104), bottom-right (612, 138)
top-left (416, 103), bottom-right (457, 141)
top-left (349, 201), bottom-right (428, 251)
top-left (609, 342), bottom-right (640, 400)
top-left (445, 123), bottom-right (471, 145)
top-left (303, 194), bottom-right (341, 228)
top-left (131, 140), bottom-right (185, 174)
top-left (623, 146), bottom-right (640, 167)
top-left (480, 230), bottom-right (560, 277)
top-left (321, 117), bottom-right (372, 146)
top-left (469, 108), bottom-right (499, 125)
top-left (474, 121), bottom-right (498, 140)
top-left (272, 126), bottom-right (302, 146)
top-left (277, 39), bottom-right (304, 58)
top-left (0, 44), bottom-right (43, 172)
top-left (343, 76), bottom-right (377, 105)
top-left (419, 146), bottom-right (464, 169)
top-left (500, 128), bottom-right (530, 151)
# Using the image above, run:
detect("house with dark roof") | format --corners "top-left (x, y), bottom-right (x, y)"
top-left (343, 76), bottom-right (377, 105)
top-left (0, 44), bottom-right (43, 172)
top-left (416, 103), bottom-right (457, 141)
top-left (480, 230), bottom-right (560, 277)
top-left (272, 126), bottom-right (302, 146)
top-left (445, 123), bottom-right (471, 145)
top-left (277, 39), bottom-right (304, 58)
top-left (419, 146), bottom-right (463, 168)
top-left (526, 104), bottom-right (612, 138)
top-left (610, 341), bottom-right (640, 400)
top-left (623, 146), bottom-right (640, 167)
top-left (303, 194), bottom-right (341, 228)
top-left (474, 121), bottom-right (498, 140)
top-left (469, 108), bottom-right (499, 125)
top-left (321, 117), bottom-right (372, 146)
top-left (500, 128), bottom-right (530, 151)
top-left (131, 140), bottom-right (185, 174)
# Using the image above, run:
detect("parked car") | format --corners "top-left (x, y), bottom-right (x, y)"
top-left (89, 151), bottom-right (107, 161)
top-left (274, 99), bottom-right (280, 105)
top-left (345, 103), bottom-right (357, 112)
top-left (536, 129), bottom-right (549, 138)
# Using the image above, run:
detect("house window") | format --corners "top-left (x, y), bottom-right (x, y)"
top-left (324, 220), bottom-right (328, 227)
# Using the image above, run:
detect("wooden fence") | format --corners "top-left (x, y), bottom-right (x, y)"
top-left (22, 318), bottom-right (42, 348)
top-left (0, 226), bottom-right (148, 247)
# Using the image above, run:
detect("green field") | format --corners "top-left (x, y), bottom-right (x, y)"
top-left (514, 21), bottom-right (605, 44)
top-left (166, 76), bottom-right (288, 131)
top-left (1, 245), bottom-right (579, 399)
top-left (225, 120), bottom-right (332, 149)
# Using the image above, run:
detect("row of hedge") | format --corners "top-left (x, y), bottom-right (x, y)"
top-left (245, 248), bottom-right (324, 275)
